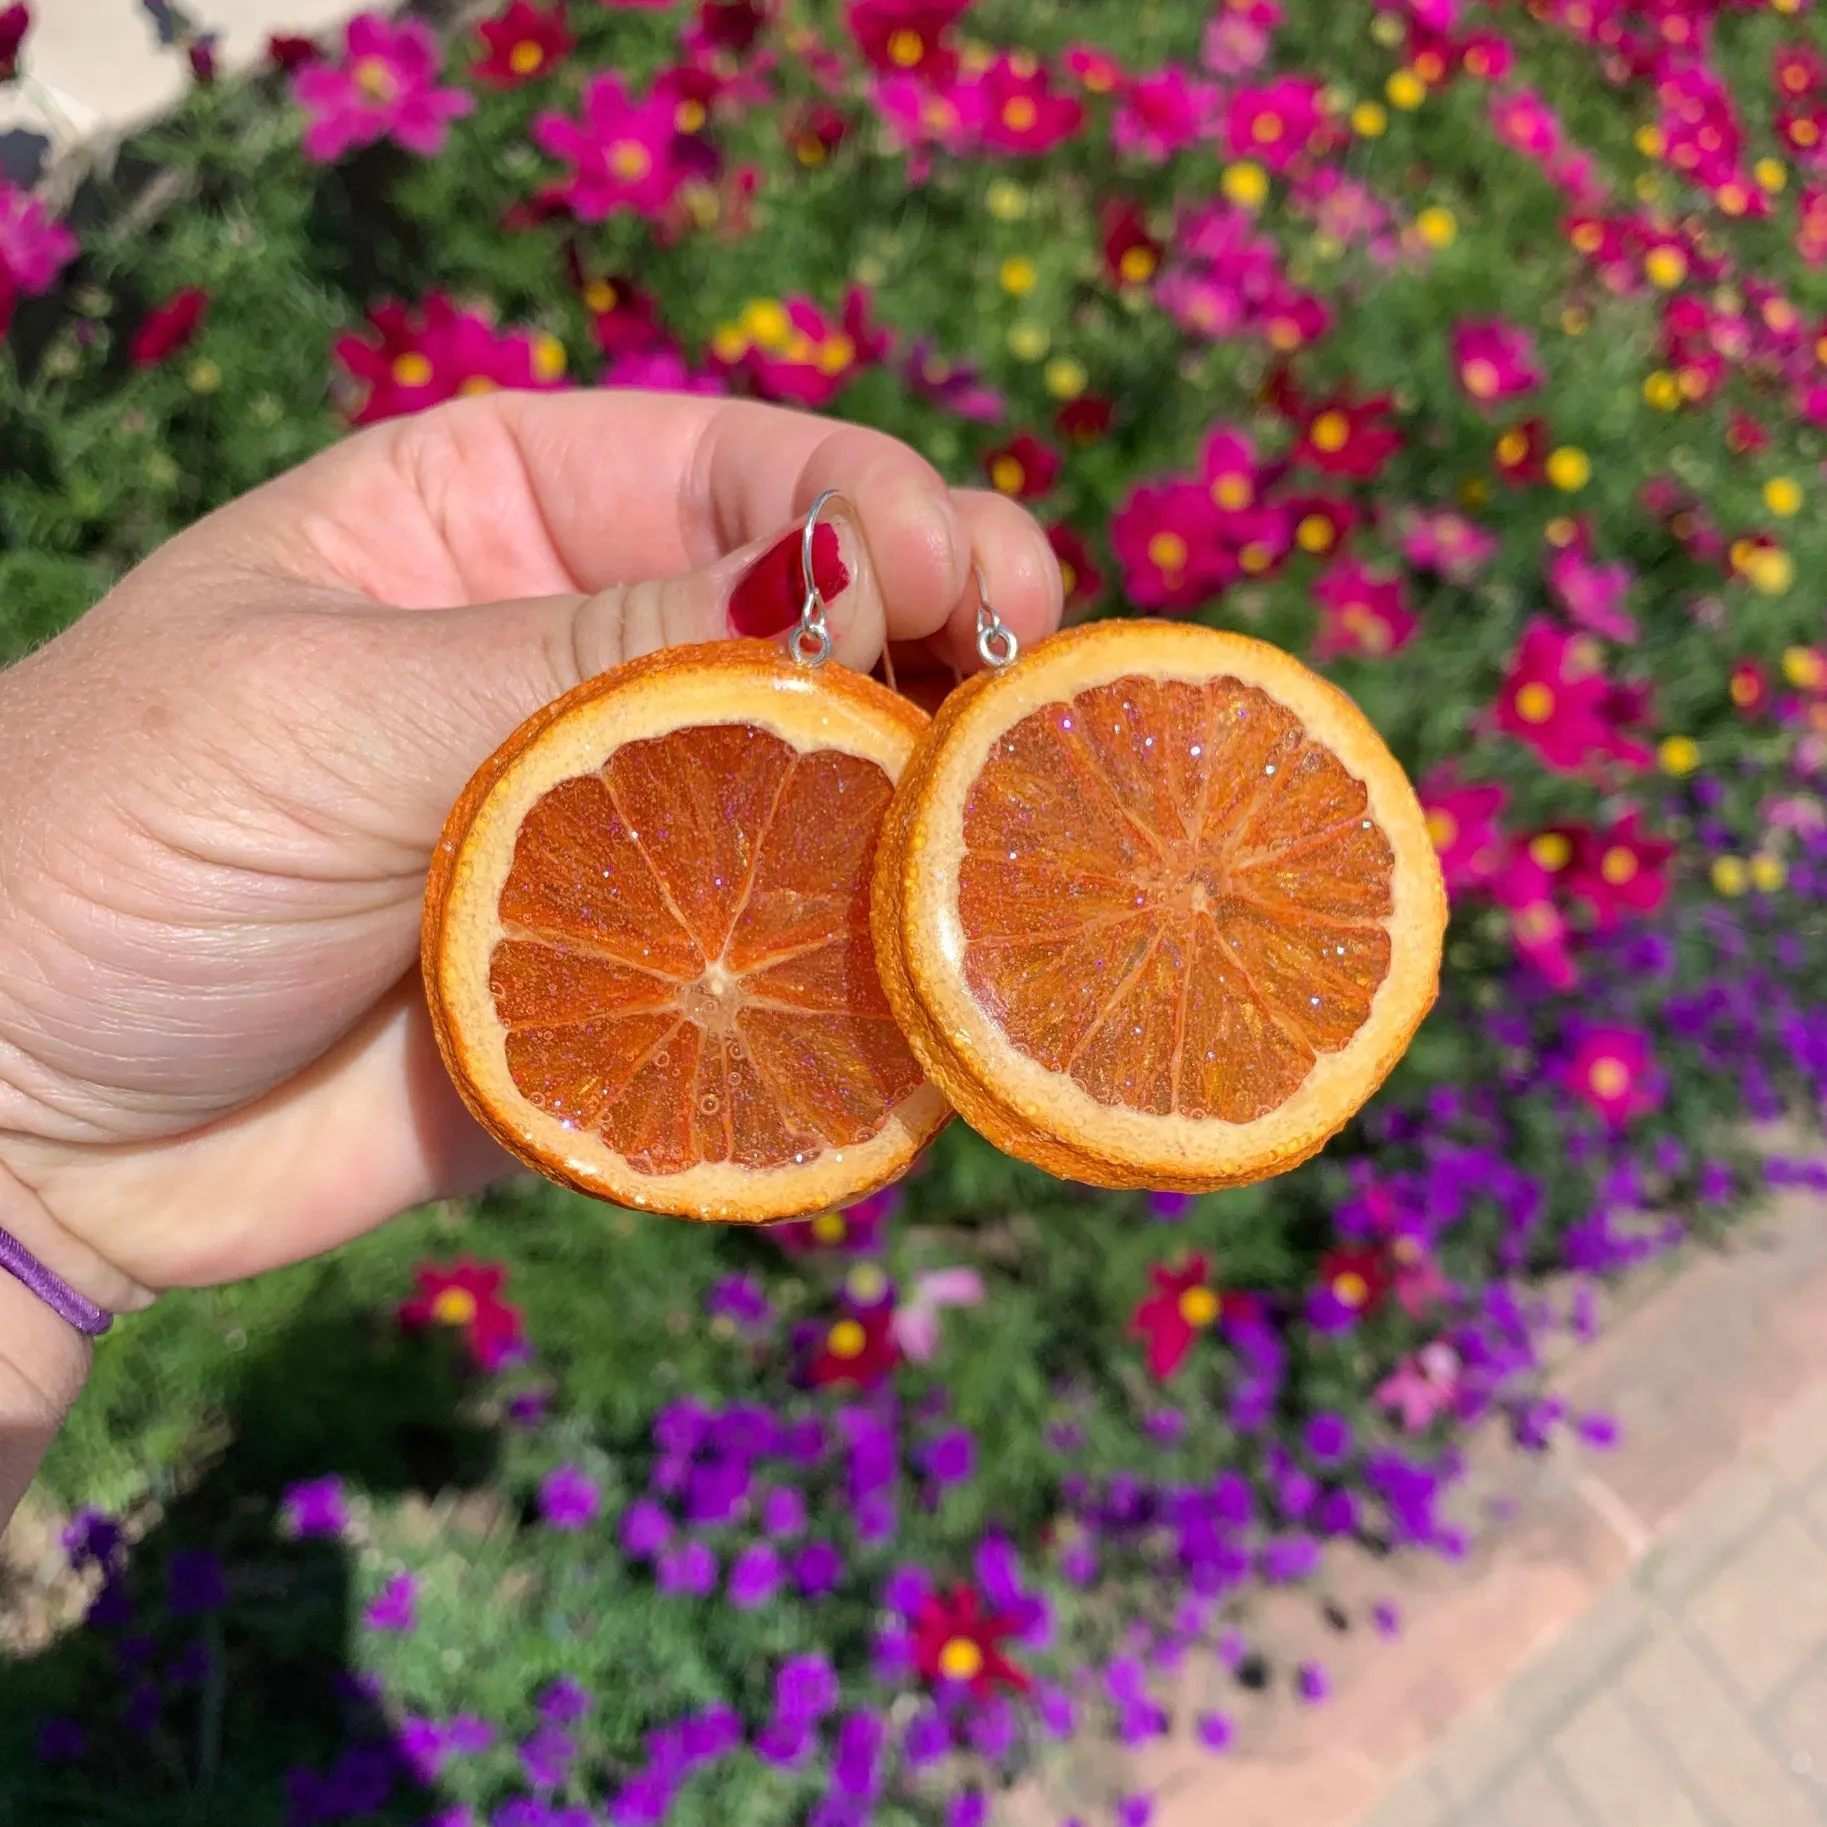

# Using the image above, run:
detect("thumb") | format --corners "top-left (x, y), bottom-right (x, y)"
top-left (312, 501), bottom-right (888, 857)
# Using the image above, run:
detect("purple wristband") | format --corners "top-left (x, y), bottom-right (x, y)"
top-left (0, 1222), bottom-right (113, 1336)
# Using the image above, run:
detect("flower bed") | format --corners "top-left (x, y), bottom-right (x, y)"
top-left (4, 0), bottom-right (1827, 1823)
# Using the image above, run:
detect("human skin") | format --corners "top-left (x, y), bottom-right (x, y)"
top-left (0, 390), bottom-right (1063, 1529)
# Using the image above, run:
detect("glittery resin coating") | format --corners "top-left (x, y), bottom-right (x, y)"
top-left (958, 676), bottom-right (1395, 1122)
top-left (424, 638), bottom-right (952, 1223)
top-left (491, 726), bottom-right (922, 1173)
top-left (872, 619), bottom-right (1446, 1192)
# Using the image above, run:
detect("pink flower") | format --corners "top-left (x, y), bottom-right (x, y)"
top-left (534, 73), bottom-right (683, 221)
top-left (712, 294), bottom-right (871, 408)
top-left (333, 295), bottom-right (568, 425)
top-left (970, 56), bottom-right (1085, 156)
top-left (1311, 559), bottom-right (1418, 660)
top-left (1197, 426), bottom-right (1260, 512)
top-left (1396, 507), bottom-right (1498, 580)
top-left (1452, 318), bottom-right (1542, 404)
top-left (1494, 620), bottom-right (1652, 774)
top-left (1564, 1027), bottom-right (1661, 1129)
top-left (1418, 770), bottom-right (1507, 895)
top-left (1224, 76), bottom-right (1324, 174)
top-left (1112, 66), bottom-right (1220, 162)
top-left (892, 1267), bottom-right (985, 1362)
top-left (1202, 9), bottom-right (1273, 77)
top-left (1377, 1343), bottom-right (1463, 1432)
top-left (846, 0), bottom-right (969, 82)
top-left (291, 13), bottom-right (474, 163)
top-left (1564, 812), bottom-right (1672, 929)
top-left (0, 180), bottom-right (75, 296)
top-left (1109, 481), bottom-right (1229, 611)
top-left (1547, 544), bottom-right (1637, 643)
top-left (602, 346), bottom-right (727, 394)
top-left (870, 73), bottom-right (985, 181)
top-left (1489, 87), bottom-right (1563, 163)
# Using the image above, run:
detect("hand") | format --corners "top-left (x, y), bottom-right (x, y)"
top-left (0, 390), bottom-right (1062, 1315)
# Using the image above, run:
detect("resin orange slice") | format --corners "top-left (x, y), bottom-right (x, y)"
top-left (424, 641), bottom-right (951, 1222)
top-left (872, 620), bottom-right (1446, 1190)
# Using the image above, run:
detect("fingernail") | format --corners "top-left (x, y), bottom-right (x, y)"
top-left (728, 521), bottom-right (850, 638)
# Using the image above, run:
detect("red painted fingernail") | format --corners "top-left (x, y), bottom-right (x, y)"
top-left (728, 521), bottom-right (850, 638)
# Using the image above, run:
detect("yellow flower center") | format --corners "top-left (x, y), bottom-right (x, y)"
top-left (1514, 682), bottom-right (1555, 724)
top-left (1425, 809), bottom-right (1458, 852)
top-left (1333, 1271), bottom-right (1370, 1308)
top-left (532, 333), bottom-right (566, 380)
top-left (1751, 854), bottom-right (1787, 893)
top-left (1745, 547), bottom-right (1794, 596)
top-left (1764, 476), bottom-right (1803, 517)
top-left (1600, 846), bottom-right (1639, 886)
top-left (1211, 473), bottom-right (1252, 511)
top-left (509, 40), bottom-right (545, 75)
top-left (1461, 358), bottom-right (1501, 400)
top-left (1785, 647), bottom-right (1825, 690)
top-left (814, 333), bottom-right (855, 375)
top-left (1002, 96), bottom-right (1038, 132)
top-left (1118, 245), bottom-right (1157, 285)
top-left (1659, 735), bottom-right (1699, 776)
top-left (458, 375), bottom-right (497, 396)
top-left (999, 255), bottom-right (1037, 296)
top-left (1058, 560), bottom-right (1077, 596)
top-left (1529, 832), bottom-right (1572, 870)
top-left (609, 140), bottom-right (653, 181)
top-left (1222, 161), bottom-right (1269, 209)
top-left (1546, 447), bottom-right (1591, 491)
top-left (1296, 513), bottom-right (1335, 553)
top-left (1755, 158), bottom-right (1786, 192)
top-left (1415, 206), bottom-right (1457, 247)
top-left (1178, 1286), bottom-right (1220, 1328)
top-left (1309, 410), bottom-right (1350, 453)
top-left (1514, 901), bottom-right (1559, 943)
top-left (677, 99), bottom-right (708, 134)
top-left (1044, 357), bottom-right (1086, 399)
top-left (811, 1212), bottom-right (847, 1245)
top-left (845, 1263), bottom-right (888, 1304)
top-left (1643, 370), bottom-right (1681, 410)
top-left (741, 298), bottom-right (791, 349)
top-left (1251, 112), bottom-right (1284, 144)
top-left (827, 1319), bottom-right (867, 1360)
top-left (1147, 531), bottom-right (1188, 574)
top-left (1711, 856), bottom-right (1747, 896)
top-left (430, 1287), bottom-right (477, 1326)
top-left (1645, 245), bottom-right (1687, 289)
top-left (1238, 541), bottom-right (1275, 575)
top-left (887, 27), bottom-right (925, 66)
top-left (1496, 429), bottom-right (1529, 466)
top-left (1571, 221), bottom-right (1605, 254)
top-left (390, 351), bottom-right (434, 387)
top-left (1342, 605), bottom-right (1392, 653)
top-left (1588, 1057), bottom-right (1630, 1099)
top-left (938, 1637), bottom-right (984, 1681)
top-left (990, 455), bottom-right (1025, 494)
top-left (1351, 100), bottom-right (1388, 137)
top-left (583, 280), bottom-right (617, 314)
top-left (352, 57), bottom-right (397, 102)
top-left (1387, 69), bottom-right (1426, 110)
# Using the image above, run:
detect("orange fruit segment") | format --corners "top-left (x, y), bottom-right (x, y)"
top-left (425, 640), bottom-right (951, 1222)
top-left (872, 620), bottom-right (1446, 1190)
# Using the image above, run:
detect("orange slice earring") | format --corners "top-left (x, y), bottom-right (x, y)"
top-left (423, 491), bottom-right (952, 1223)
top-left (872, 588), bottom-right (1447, 1191)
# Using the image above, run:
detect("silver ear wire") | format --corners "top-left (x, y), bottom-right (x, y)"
top-left (971, 562), bottom-right (1019, 669)
top-left (788, 489), bottom-right (849, 668)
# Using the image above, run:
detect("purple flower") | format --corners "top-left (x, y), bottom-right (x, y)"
top-left (1303, 1412), bottom-right (1354, 1466)
top-left (1196, 1710), bottom-right (1234, 1751)
top-left (520, 1723), bottom-right (576, 1789)
top-left (761, 1486), bottom-right (807, 1538)
top-left (685, 1459), bottom-right (751, 1526)
top-left (903, 1705), bottom-right (950, 1765)
top-left (167, 1550), bottom-right (225, 1616)
top-left (1143, 1407), bottom-right (1187, 1443)
top-left (918, 1427), bottom-right (977, 1486)
top-left (62, 1509), bottom-right (123, 1573)
top-left (1037, 1684), bottom-right (1075, 1738)
top-left (755, 1717), bottom-right (813, 1767)
top-left (1297, 1661), bottom-right (1330, 1703)
top-left (792, 1539), bottom-right (844, 1597)
top-left (508, 1388), bottom-right (552, 1429)
top-left (679, 1703), bottom-right (742, 1764)
top-left (903, 339), bottom-right (1006, 423)
top-left (539, 1678), bottom-right (591, 1725)
top-left (539, 1465), bottom-right (602, 1532)
top-left (291, 13), bottom-right (474, 162)
top-left (34, 1717), bottom-right (84, 1763)
top-left (833, 1710), bottom-right (885, 1797)
top-left (607, 1772), bottom-right (675, 1827)
top-left (281, 1476), bottom-right (349, 1540)
top-left (657, 1541), bottom-right (717, 1596)
top-left (1373, 1601), bottom-right (1401, 1638)
top-left (777, 1652), bottom-right (840, 1721)
top-left (947, 1792), bottom-right (988, 1827)
top-left (728, 1542), bottom-right (784, 1608)
top-left (1261, 1533), bottom-right (1320, 1584)
top-left (446, 1714), bottom-right (496, 1756)
top-left (1577, 1412), bottom-right (1621, 1449)
top-left (1147, 1191), bottom-right (1195, 1222)
top-left (364, 1571), bottom-right (418, 1633)
top-left (707, 1273), bottom-right (771, 1326)
top-left (398, 1717), bottom-right (446, 1783)
top-left (620, 1498), bottom-right (673, 1560)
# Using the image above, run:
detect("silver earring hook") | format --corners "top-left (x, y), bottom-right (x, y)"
top-left (789, 488), bottom-right (848, 669)
top-left (971, 562), bottom-right (1019, 669)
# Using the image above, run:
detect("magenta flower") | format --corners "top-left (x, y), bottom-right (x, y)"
top-left (892, 1266), bottom-right (985, 1361)
top-left (364, 1571), bottom-right (418, 1633)
top-left (870, 74), bottom-right (986, 183)
top-left (1547, 544), bottom-right (1638, 643)
top-left (1564, 1027), bottom-right (1662, 1129)
top-left (1494, 620), bottom-right (1653, 774)
top-left (970, 56), bottom-right (1085, 157)
top-left (291, 14), bottom-right (474, 163)
top-left (1489, 87), bottom-right (1564, 163)
top-left (1312, 559), bottom-right (1418, 659)
top-left (280, 1476), bottom-right (350, 1540)
top-left (0, 182), bottom-right (75, 314)
top-left (1452, 318), bottom-right (1542, 404)
top-left (534, 73), bottom-right (684, 221)
top-left (1396, 507), bottom-right (1498, 580)
top-left (1224, 76), bottom-right (1324, 173)
top-left (1113, 66), bottom-right (1220, 162)
top-left (1110, 480), bottom-right (1229, 610)
top-left (1202, 8), bottom-right (1273, 77)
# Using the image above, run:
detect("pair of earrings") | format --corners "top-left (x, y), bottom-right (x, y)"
top-left (423, 492), bottom-right (1446, 1223)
